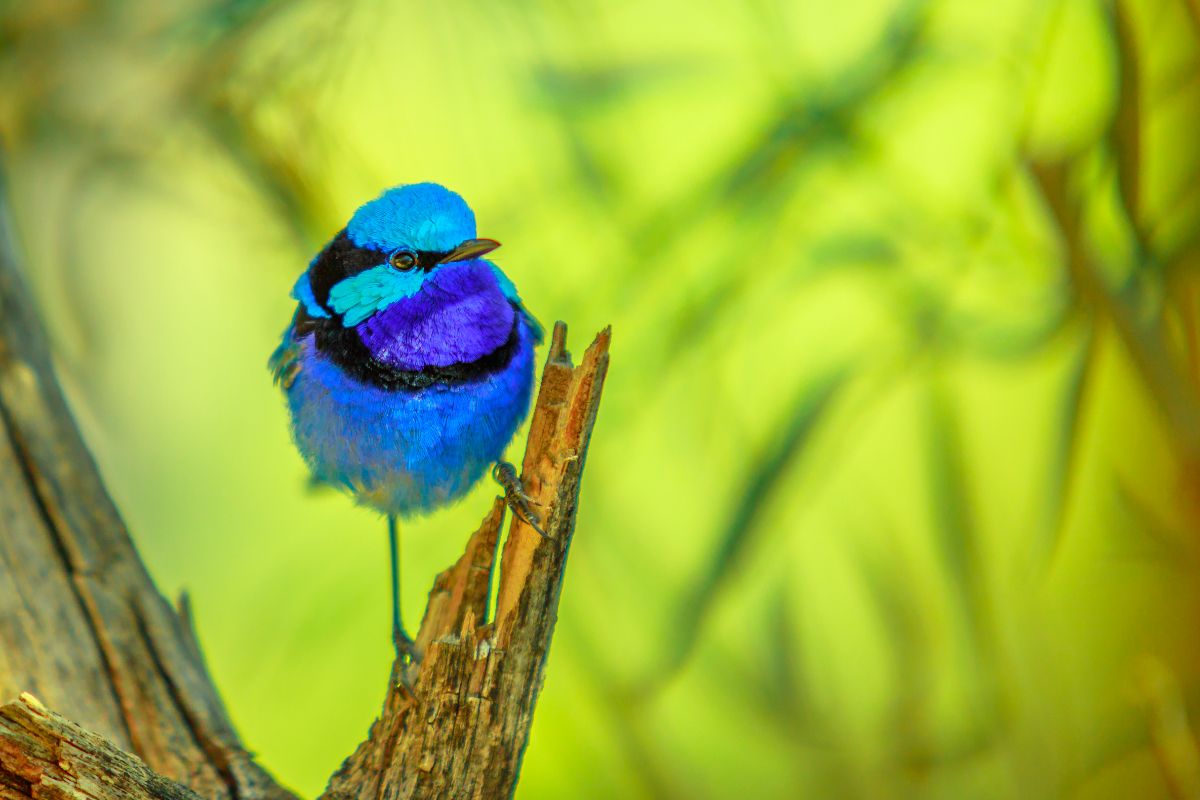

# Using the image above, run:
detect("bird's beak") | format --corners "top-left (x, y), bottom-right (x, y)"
top-left (439, 238), bottom-right (501, 263)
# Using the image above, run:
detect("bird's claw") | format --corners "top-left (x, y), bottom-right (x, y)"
top-left (493, 462), bottom-right (550, 538)
top-left (393, 628), bottom-right (418, 665)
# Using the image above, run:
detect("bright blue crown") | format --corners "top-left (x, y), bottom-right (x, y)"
top-left (347, 183), bottom-right (477, 253)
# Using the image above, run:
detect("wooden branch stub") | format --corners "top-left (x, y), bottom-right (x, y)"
top-left (323, 322), bottom-right (611, 800)
top-left (0, 693), bottom-right (200, 800)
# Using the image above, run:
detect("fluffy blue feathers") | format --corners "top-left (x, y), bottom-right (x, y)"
top-left (286, 321), bottom-right (537, 515)
top-left (348, 182), bottom-right (477, 253)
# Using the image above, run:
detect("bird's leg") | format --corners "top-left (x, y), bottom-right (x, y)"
top-left (492, 462), bottom-right (549, 538)
top-left (388, 515), bottom-right (416, 661)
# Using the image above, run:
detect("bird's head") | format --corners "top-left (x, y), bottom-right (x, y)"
top-left (297, 182), bottom-right (508, 327)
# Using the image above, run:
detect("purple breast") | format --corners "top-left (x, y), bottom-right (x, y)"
top-left (356, 262), bottom-right (515, 370)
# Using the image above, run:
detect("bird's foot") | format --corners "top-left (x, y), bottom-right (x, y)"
top-left (493, 462), bottom-right (550, 538)
top-left (393, 627), bottom-right (418, 665)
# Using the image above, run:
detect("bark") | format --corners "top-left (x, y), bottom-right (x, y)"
top-left (0, 693), bottom-right (203, 800)
top-left (0, 172), bottom-right (610, 800)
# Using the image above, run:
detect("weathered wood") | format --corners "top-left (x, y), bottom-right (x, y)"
top-left (0, 693), bottom-right (201, 800)
top-left (322, 322), bottom-right (610, 800)
top-left (0, 165), bottom-right (610, 799)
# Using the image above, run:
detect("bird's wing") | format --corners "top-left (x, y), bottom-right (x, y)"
top-left (519, 303), bottom-right (545, 344)
top-left (268, 327), bottom-right (302, 389)
top-left (268, 305), bottom-right (318, 389)
top-left (270, 273), bottom-right (331, 389)
top-left (488, 263), bottom-right (544, 344)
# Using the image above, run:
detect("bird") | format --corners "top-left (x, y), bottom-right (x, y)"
top-left (269, 182), bottom-right (544, 661)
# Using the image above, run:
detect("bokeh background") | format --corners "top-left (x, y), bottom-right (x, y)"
top-left (4, 0), bottom-right (1200, 797)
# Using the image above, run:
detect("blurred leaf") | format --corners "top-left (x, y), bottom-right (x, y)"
top-left (1111, 477), bottom-right (1200, 567)
top-left (1031, 322), bottom-right (1094, 575)
top-left (174, 0), bottom-right (289, 43)
top-left (703, 581), bottom-right (831, 747)
top-left (650, 368), bottom-right (850, 689)
top-left (530, 60), bottom-right (697, 113)
top-left (856, 540), bottom-right (949, 775)
top-left (1110, 1), bottom-right (1142, 236)
top-left (631, 0), bottom-right (930, 263)
top-left (924, 374), bottom-right (996, 676)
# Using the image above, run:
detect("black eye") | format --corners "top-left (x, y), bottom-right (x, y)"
top-left (389, 250), bottom-right (417, 270)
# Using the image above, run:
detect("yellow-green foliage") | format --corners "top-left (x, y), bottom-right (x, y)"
top-left (3, 0), bottom-right (1200, 797)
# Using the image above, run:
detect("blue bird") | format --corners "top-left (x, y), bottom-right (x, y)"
top-left (270, 182), bottom-right (544, 659)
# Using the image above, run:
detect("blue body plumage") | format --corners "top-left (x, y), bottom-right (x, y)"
top-left (284, 317), bottom-right (537, 515)
top-left (270, 183), bottom-right (542, 653)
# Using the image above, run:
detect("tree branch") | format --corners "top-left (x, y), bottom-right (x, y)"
top-left (0, 693), bottom-right (202, 800)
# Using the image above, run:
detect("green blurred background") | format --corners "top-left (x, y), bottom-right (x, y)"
top-left (4, 0), bottom-right (1200, 797)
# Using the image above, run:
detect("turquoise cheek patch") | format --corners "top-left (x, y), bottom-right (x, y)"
top-left (328, 265), bottom-right (427, 327)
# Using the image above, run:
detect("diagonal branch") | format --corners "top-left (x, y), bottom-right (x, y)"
top-left (0, 694), bottom-right (202, 800)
